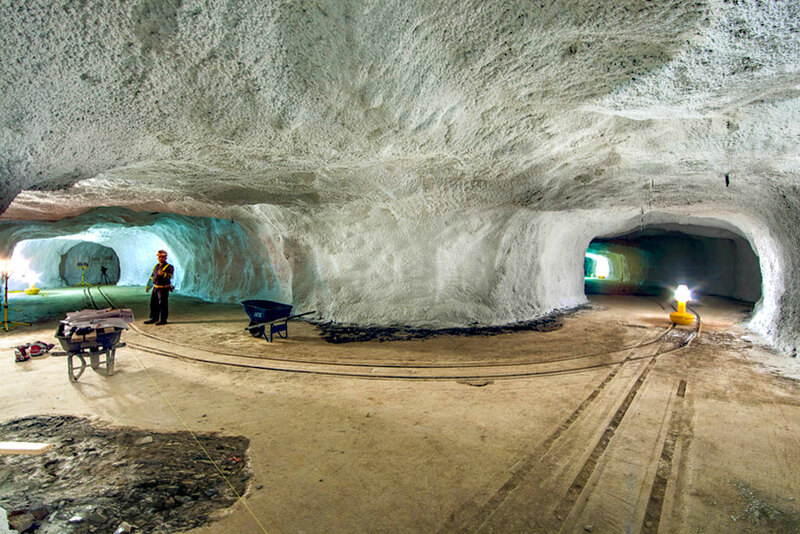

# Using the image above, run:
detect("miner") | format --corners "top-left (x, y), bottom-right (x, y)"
top-left (144, 250), bottom-right (174, 325)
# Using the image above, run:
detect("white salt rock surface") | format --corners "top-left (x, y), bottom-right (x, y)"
top-left (0, 1), bottom-right (799, 357)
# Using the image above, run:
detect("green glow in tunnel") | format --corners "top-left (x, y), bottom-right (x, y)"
top-left (584, 252), bottom-right (611, 279)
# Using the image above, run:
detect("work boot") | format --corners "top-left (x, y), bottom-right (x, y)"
top-left (143, 319), bottom-right (157, 324)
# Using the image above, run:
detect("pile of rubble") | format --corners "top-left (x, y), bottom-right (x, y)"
top-left (315, 307), bottom-right (574, 343)
top-left (0, 416), bottom-right (251, 533)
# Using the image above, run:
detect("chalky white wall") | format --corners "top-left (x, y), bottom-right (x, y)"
top-left (1, 1), bottom-right (799, 356)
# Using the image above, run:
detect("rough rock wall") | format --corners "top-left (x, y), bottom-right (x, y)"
top-left (1, 1), bottom-right (799, 355)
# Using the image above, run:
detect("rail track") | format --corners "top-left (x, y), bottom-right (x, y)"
top-left (84, 286), bottom-right (701, 381)
top-left (87, 285), bottom-right (701, 532)
top-left (437, 298), bottom-right (702, 533)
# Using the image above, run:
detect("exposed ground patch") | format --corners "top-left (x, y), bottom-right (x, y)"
top-left (314, 306), bottom-right (588, 344)
top-left (732, 480), bottom-right (800, 533)
top-left (0, 415), bottom-right (250, 533)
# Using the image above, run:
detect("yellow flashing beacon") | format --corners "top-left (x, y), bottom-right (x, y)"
top-left (669, 284), bottom-right (695, 325)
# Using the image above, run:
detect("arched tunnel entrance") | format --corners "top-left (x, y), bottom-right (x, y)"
top-left (584, 224), bottom-right (762, 307)
top-left (59, 242), bottom-right (121, 286)
top-left (0, 207), bottom-right (280, 305)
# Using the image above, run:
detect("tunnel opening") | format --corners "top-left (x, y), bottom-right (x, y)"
top-left (7, 231), bottom-right (177, 293)
top-left (584, 251), bottom-right (613, 280)
top-left (584, 224), bottom-right (762, 308)
top-left (0, 207), bottom-right (282, 307)
top-left (58, 241), bottom-right (120, 286)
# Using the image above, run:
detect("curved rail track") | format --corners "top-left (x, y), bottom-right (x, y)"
top-left (85, 286), bottom-right (701, 381)
top-left (86, 286), bottom-right (703, 531)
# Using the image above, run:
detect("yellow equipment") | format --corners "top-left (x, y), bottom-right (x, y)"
top-left (669, 284), bottom-right (695, 325)
top-left (1, 267), bottom-right (31, 332)
top-left (74, 262), bottom-right (92, 287)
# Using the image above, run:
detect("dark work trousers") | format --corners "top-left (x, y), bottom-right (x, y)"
top-left (149, 287), bottom-right (170, 322)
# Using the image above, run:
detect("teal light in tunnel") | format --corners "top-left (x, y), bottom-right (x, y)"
top-left (585, 252), bottom-right (611, 279)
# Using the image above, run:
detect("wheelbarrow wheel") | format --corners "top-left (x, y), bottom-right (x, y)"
top-left (247, 320), bottom-right (265, 338)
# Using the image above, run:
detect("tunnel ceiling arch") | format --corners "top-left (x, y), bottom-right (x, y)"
top-left (1, 2), bottom-right (800, 355)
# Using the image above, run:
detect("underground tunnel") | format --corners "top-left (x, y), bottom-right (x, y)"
top-left (584, 224), bottom-right (763, 309)
top-left (59, 242), bottom-right (120, 287)
top-left (1, 1), bottom-right (800, 533)
top-left (0, 208), bottom-right (285, 302)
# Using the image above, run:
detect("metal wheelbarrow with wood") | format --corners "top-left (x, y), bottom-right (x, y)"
top-left (242, 300), bottom-right (315, 342)
top-left (56, 322), bottom-right (126, 382)
top-left (54, 308), bottom-right (134, 382)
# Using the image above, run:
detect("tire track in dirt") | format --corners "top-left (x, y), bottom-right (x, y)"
top-left (549, 347), bottom-right (662, 531)
top-left (440, 322), bottom-right (699, 533)
top-left (641, 379), bottom-right (687, 533)
top-left (437, 363), bottom-right (624, 533)
top-left (439, 337), bottom-right (671, 533)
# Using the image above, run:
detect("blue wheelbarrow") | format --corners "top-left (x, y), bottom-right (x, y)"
top-left (242, 300), bottom-right (315, 342)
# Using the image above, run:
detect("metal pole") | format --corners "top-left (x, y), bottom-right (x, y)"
top-left (1, 270), bottom-right (31, 331)
top-left (3, 273), bottom-right (8, 332)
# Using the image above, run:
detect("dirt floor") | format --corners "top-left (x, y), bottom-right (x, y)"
top-left (1, 287), bottom-right (799, 533)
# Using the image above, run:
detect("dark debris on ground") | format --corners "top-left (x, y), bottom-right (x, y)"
top-left (0, 415), bottom-right (251, 533)
top-left (313, 306), bottom-right (587, 344)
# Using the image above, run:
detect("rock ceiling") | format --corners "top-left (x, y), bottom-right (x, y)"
top-left (1, 1), bottom-right (799, 354)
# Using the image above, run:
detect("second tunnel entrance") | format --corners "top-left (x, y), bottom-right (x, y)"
top-left (584, 224), bottom-right (762, 306)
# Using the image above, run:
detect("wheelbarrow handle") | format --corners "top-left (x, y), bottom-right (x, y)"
top-left (244, 311), bottom-right (316, 331)
top-left (286, 310), bottom-right (316, 321)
